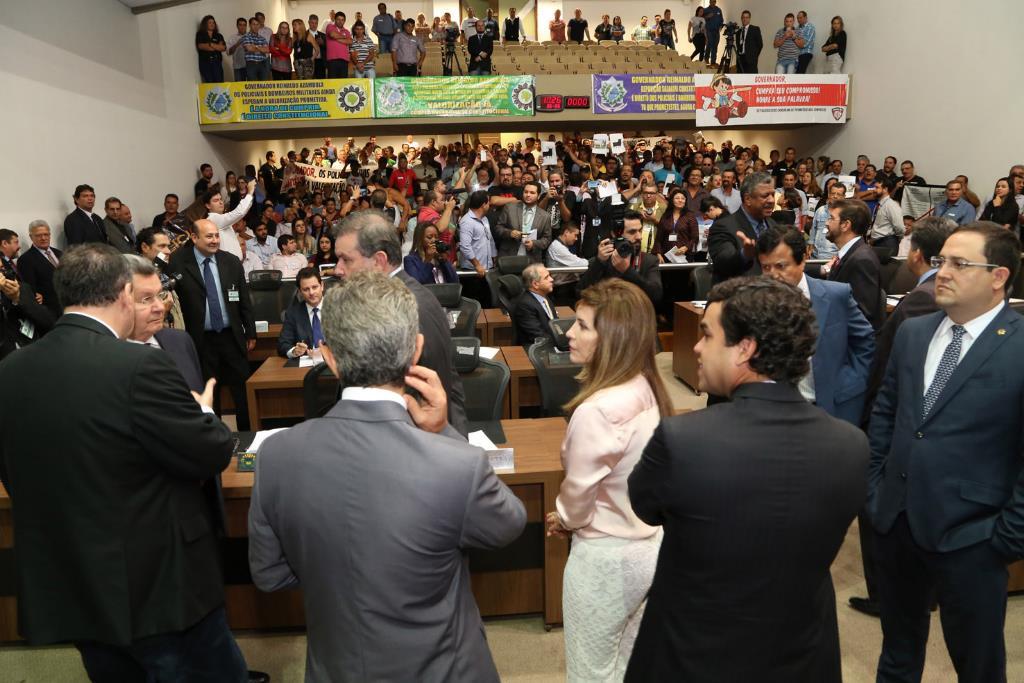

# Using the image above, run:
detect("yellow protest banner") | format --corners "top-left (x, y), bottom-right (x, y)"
top-left (197, 79), bottom-right (373, 125)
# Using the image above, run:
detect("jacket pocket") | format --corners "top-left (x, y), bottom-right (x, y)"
top-left (959, 480), bottom-right (1009, 508)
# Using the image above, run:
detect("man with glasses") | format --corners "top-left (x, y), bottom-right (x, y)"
top-left (868, 222), bottom-right (1024, 682)
top-left (823, 198), bottom-right (886, 329)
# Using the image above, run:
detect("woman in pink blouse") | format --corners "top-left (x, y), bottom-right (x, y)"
top-left (546, 279), bottom-right (672, 681)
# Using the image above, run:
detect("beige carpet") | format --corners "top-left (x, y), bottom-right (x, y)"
top-left (3, 355), bottom-right (1022, 681)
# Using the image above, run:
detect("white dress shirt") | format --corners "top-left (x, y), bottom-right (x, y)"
top-left (268, 252), bottom-right (309, 279)
top-left (341, 386), bottom-right (407, 409)
top-left (127, 336), bottom-right (161, 348)
top-left (837, 235), bottom-right (861, 260)
top-left (210, 193), bottom-right (254, 260)
top-left (66, 312), bottom-right (119, 338)
top-left (286, 302), bottom-right (325, 358)
top-left (795, 274), bottom-right (815, 402)
top-left (923, 301), bottom-right (1005, 395)
top-left (545, 239), bottom-right (588, 267)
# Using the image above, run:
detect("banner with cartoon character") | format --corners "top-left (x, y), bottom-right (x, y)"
top-left (694, 74), bottom-right (849, 127)
top-left (197, 79), bottom-right (373, 125)
top-left (374, 76), bottom-right (535, 118)
top-left (591, 74), bottom-right (695, 115)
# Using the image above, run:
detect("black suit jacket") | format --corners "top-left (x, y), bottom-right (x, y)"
top-left (166, 247), bottom-right (256, 357)
top-left (16, 246), bottom-right (62, 317)
top-left (513, 291), bottom-right (556, 346)
top-left (63, 209), bottom-right (107, 246)
top-left (396, 271), bottom-right (468, 436)
top-left (468, 32), bottom-right (494, 70)
top-left (737, 24), bottom-right (763, 71)
top-left (627, 382), bottom-right (868, 682)
top-left (0, 315), bottom-right (233, 646)
top-left (708, 209), bottom-right (775, 283)
top-left (578, 252), bottom-right (662, 305)
top-left (154, 327), bottom-right (205, 393)
top-left (867, 307), bottom-right (1024, 558)
top-left (278, 299), bottom-right (314, 357)
top-left (862, 273), bottom-right (938, 424)
top-left (828, 237), bottom-right (886, 329)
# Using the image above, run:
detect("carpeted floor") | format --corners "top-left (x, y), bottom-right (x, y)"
top-left (3, 355), bottom-right (1022, 681)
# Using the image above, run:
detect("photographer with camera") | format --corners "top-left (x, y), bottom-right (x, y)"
top-left (578, 211), bottom-right (662, 305)
top-left (403, 222), bottom-right (458, 285)
top-left (539, 170), bottom-right (575, 237)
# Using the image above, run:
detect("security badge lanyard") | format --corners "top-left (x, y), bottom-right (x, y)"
top-left (228, 285), bottom-right (240, 303)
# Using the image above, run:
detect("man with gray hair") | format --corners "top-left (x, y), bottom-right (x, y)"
top-left (335, 210), bottom-right (468, 434)
top-left (249, 271), bottom-right (525, 682)
top-left (514, 263), bottom-right (556, 345)
top-left (0, 243), bottom-right (247, 681)
top-left (708, 171), bottom-right (779, 283)
top-left (17, 220), bottom-right (63, 318)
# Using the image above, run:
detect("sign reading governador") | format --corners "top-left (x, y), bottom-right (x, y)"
top-left (374, 76), bottom-right (535, 118)
top-left (592, 74), bottom-right (695, 115)
top-left (197, 79), bottom-right (373, 124)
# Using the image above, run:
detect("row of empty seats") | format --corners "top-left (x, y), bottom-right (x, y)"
top-left (491, 41), bottom-right (714, 76)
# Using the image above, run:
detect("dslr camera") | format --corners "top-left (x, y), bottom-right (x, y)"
top-left (435, 240), bottom-right (450, 254)
top-left (610, 236), bottom-right (635, 258)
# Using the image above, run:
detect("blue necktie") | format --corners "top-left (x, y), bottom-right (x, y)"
top-left (203, 257), bottom-right (225, 332)
top-left (922, 325), bottom-right (965, 419)
top-left (311, 307), bottom-right (323, 347)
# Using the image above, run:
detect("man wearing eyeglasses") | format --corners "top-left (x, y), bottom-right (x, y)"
top-left (867, 221), bottom-right (1024, 682)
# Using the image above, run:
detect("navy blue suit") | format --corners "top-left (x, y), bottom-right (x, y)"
top-left (278, 299), bottom-right (316, 357)
top-left (403, 253), bottom-right (458, 286)
top-left (806, 276), bottom-right (875, 424)
top-left (868, 305), bottom-right (1024, 682)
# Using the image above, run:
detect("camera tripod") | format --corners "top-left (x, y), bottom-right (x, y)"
top-left (442, 42), bottom-right (464, 76)
top-left (717, 34), bottom-right (736, 74)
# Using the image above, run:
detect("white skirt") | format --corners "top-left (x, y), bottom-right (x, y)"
top-left (563, 531), bottom-right (662, 682)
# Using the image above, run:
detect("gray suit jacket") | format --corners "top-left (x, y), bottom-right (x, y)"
top-left (248, 399), bottom-right (526, 683)
top-left (494, 203), bottom-right (552, 260)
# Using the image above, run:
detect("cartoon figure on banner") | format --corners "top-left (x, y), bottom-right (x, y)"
top-left (701, 74), bottom-right (750, 125)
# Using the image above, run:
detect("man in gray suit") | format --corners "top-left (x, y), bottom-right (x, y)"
top-left (335, 211), bottom-right (468, 435)
top-left (494, 180), bottom-right (552, 261)
top-left (248, 272), bottom-right (526, 682)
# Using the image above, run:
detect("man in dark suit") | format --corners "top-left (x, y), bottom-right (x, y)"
top-left (335, 211), bottom-right (468, 435)
top-left (736, 10), bottom-right (763, 73)
top-left (63, 183), bottom-right (108, 245)
top-left (0, 244), bottom-right (247, 681)
top-left (579, 210), bottom-right (662, 305)
top-left (467, 19), bottom-right (494, 75)
top-left (278, 267), bottom-right (326, 358)
top-left (17, 220), bottom-right (63, 318)
top-left (757, 226), bottom-right (875, 424)
top-left (494, 181), bottom-right (552, 260)
top-left (849, 216), bottom-right (952, 618)
top-left (626, 276), bottom-right (867, 682)
top-left (101, 196), bottom-right (135, 254)
top-left (248, 272), bottom-right (525, 682)
top-left (167, 218), bottom-right (257, 430)
top-left (513, 263), bottom-right (557, 346)
top-left (708, 171), bottom-right (778, 283)
top-left (824, 197), bottom-right (887, 329)
top-left (868, 222), bottom-right (1024, 682)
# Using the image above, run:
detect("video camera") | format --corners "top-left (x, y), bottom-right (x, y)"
top-left (444, 25), bottom-right (460, 45)
top-left (722, 21), bottom-right (740, 39)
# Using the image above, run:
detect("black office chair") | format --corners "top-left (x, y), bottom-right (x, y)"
top-left (483, 269), bottom-right (502, 309)
top-left (248, 269), bottom-right (282, 291)
top-left (497, 255), bottom-right (530, 277)
top-left (549, 317), bottom-right (575, 353)
top-left (425, 283), bottom-right (482, 338)
top-left (451, 337), bottom-right (510, 422)
top-left (527, 337), bottom-right (582, 418)
top-left (497, 274), bottom-right (524, 315)
top-left (691, 264), bottom-right (714, 300)
top-left (302, 362), bottom-right (339, 419)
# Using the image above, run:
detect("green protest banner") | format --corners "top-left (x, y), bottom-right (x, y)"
top-left (374, 76), bottom-right (535, 118)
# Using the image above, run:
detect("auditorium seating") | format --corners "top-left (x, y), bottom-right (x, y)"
top-left (490, 41), bottom-right (714, 76)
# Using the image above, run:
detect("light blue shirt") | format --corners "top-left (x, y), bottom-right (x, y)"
top-left (711, 187), bottom-right (742, 214)
top-left (246, 237), bottom-right (279, 266)
top-left (193, 247), bottom-right (230, 331)
top-left (530, 291), bottom-right (553, 319)
top-left (934, 199), bottom-right (975, 226)
top-left (917, 268), bottom-right (938, 286)
top-left (798, 21), bottom-right (815, 54)
top-left (810, 204), bottom-right (838, 259)
top-left (458, 211), bottom-right (495, 269)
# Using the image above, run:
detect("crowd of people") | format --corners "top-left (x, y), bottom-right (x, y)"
top-left (2, 121), bottom-right (1024, 682)
top-left (196, 4), bottom-right (850, 82)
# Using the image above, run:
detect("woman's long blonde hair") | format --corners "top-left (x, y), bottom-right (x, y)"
top-left (564, 279), bottom-right (673, 417)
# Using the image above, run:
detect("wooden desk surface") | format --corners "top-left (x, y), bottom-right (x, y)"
top-left (500, 345), bottom-right (534, 376)
top-left (258, 323), bottom-right (283, 340)
top-left (484, 307), bottom-right (574, 327)
top-left (248, 356), bottom-right (308, 390)
top-left (249, 324), bottom-right (284, 362)
top-left (221, 417), bottom-right (566, 497)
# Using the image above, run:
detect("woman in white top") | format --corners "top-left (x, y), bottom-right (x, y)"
top-left (546, 279), bottom-right (673, 682)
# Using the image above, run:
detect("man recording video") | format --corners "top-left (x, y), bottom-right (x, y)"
top-left (577, 210), bottom-right (662, 305)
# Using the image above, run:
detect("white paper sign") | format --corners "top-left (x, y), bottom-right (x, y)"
top-left (609, 133), bottom-right (625, 154)
top-left (610, 193), bottom-right (623, 205)
top-left (664, 248), bottom-right (689, 264)
top-left (592, 134), bottom-right (609, 156)
top-left (541, 141), bottom-right (558, 166)
top-left (836, 175), bottom-right (857, 197)
top-left (479, 149), bottom-right (488, 162)
top-left (597, 181), bottom-right (616, 199)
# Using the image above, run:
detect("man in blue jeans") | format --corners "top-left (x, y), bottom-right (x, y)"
top-left (372, 2), bottom-right (397, 54)
top-left (703, 0), bottom-right (724, 65)
top-left (796, 11), bottom-right (816, 73)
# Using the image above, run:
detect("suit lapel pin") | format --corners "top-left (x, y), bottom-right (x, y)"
top-left (997, 328), bottom-right (1007, 336)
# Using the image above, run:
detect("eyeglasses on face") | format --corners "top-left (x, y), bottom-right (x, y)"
top-left (930, 256), bottom-right (1001, 272)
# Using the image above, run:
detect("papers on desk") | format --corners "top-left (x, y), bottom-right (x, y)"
top-left (468, 430), bottom-right (515, 472)
top-left (479, 346), bottom-right (501, 360)
top-left (690, 300), bottom-right (707, 309)
top-left (255, 320), bottom-right (269, 333)
top-left (298, 356), bottom-right (317, 367)
top-left (886, 295), bottom-right (904, 307)
top-left (246, 428), bottom-right (289, 454)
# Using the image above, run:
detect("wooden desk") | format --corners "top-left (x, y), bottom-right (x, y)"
top-left (500, 345), bottom-right (540, 418)
top-left (219, 417), bottom-right (569, 629)
top-left (484, 307), bottom-right (574, 347)
top-left (249, 324), bottom-right (282, 362)
top-left (246, 357), bottom-right (308, 430)
top-left (672, 302), bottom-right (704, 391)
